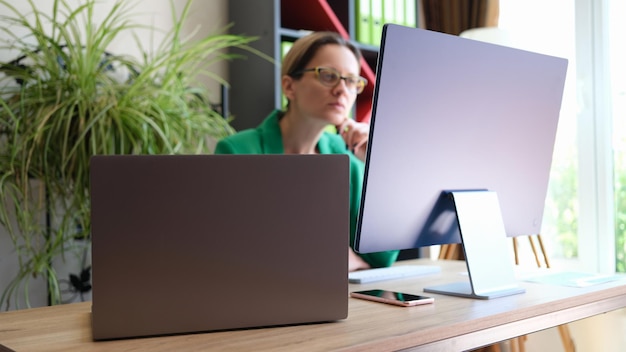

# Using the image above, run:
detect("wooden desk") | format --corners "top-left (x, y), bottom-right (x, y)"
top-left (1, 259), bottom-right (625, 351)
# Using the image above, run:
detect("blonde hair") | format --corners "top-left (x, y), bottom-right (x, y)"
top-left (281, 31), bottom-right (362, 79)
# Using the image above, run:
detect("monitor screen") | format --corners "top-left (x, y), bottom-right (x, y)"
top-left (354, 24), bottom-right (568, 254)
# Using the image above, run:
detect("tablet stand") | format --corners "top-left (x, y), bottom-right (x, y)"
top-left (424, 190), bottom-right (525, 299)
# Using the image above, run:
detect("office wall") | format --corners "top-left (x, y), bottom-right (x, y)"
top-left (0, 0), bottom-right (227, 310)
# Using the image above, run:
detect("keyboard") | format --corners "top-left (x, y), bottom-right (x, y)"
top-left (349, 265), bottom-right (441, 284)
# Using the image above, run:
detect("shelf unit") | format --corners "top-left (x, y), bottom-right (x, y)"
top-left (227, 0), bottom-right (418, 131)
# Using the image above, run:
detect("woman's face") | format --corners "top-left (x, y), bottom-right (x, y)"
top-left (286, 44), bottom-right (361, 127)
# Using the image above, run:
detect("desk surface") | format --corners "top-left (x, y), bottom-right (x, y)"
top-left (1, 259), bottom-right (625, 351)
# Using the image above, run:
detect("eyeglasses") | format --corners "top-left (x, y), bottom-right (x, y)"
top-left (293, 67), bottom-right (367, 94)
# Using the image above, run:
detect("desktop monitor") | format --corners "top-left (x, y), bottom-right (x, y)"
top-left (354, 24), bottom-right (568, 255)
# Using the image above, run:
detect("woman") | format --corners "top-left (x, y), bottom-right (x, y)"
top-left (215, 31), bottom-right (399, 271)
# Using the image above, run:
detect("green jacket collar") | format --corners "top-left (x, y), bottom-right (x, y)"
top-left (257, 110), bottom-right (340, 154)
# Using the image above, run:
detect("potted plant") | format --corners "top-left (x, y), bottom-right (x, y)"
top-left (0, 0), bottom-right (262, 309)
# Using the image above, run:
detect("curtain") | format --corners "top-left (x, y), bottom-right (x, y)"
top-left (420, 0), bottom-right (500, 35)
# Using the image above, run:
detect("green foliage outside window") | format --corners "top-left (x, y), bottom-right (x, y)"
top-left (543, 149), bottom-right (579, 259)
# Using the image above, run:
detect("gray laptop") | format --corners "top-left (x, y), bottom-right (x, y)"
top-left (90, 154), bottom-right (349, 340)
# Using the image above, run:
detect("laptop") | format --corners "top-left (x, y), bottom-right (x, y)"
top-left (90, 154), bottom-right (349, 340)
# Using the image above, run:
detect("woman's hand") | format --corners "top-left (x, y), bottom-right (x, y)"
top-left (349, 247), bottom-right (371, 272)
top-left (338, 118), bottom-right (369, 162)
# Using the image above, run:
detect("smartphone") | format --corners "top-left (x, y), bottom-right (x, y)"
top-left (350, 289), bottom-right (434, 307)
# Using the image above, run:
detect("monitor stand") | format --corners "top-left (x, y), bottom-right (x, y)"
top-left (424, 190), bottom-right (525, 299)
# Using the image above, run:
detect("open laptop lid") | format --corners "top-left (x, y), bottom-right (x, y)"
top-left (90, 154), bottom-right (349, 340)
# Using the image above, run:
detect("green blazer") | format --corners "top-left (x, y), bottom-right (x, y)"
top-left (215, 110), bottom-right (399, 268)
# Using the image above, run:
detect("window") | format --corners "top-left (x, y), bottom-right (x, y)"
top-left (610, 0), bottom-right (626, 272)
top-left (499, 0), bottom-right (580, 268)
top-left (500, 0), bottom-right (623, 272)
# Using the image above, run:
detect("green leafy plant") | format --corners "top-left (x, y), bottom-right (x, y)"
top-left (0, 0), bottom-right (261, 309)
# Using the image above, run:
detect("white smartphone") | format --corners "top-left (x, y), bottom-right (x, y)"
top-left (350, 289), bottom-right (434, 307)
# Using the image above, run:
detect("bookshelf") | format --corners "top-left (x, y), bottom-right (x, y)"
top-left (227, 0), bottom-right (418, 130)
